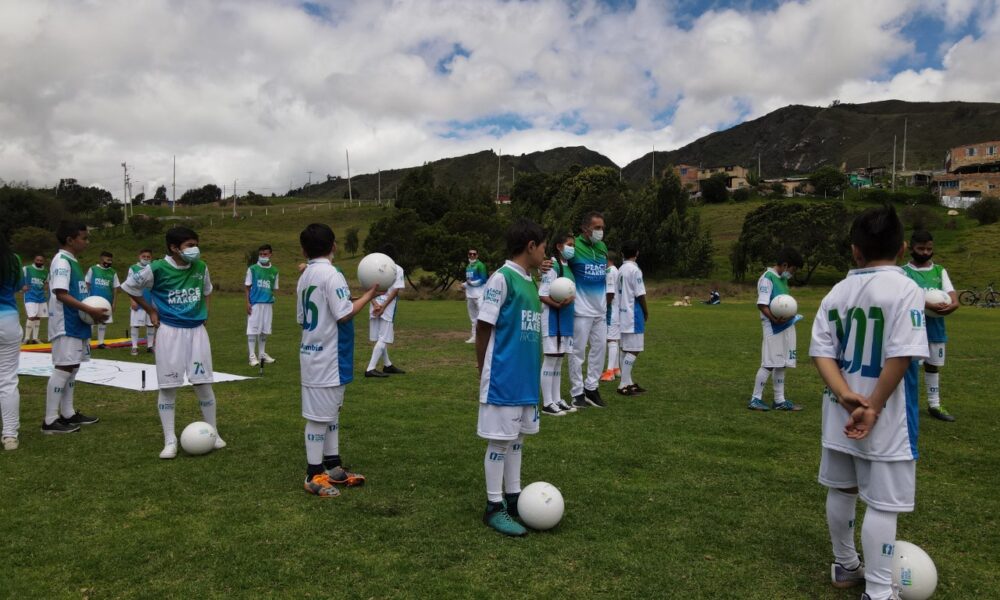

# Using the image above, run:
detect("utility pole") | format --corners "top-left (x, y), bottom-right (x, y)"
top-left (121, 162), bottom-right (129, 224)
top-left (892, 136), bottom-right (897, 192)
top-left (346, 150), bottom-right (352, 204)
top-left (902, 118), bottom-right (908, 172)
top-left (172, 155), bottom-right (176, 214)
top-left (233, 178), bottom-right (237, 217)
top-left (495, 148), bottom-right (501, 203)
top-left (377, 170), bottom-right (381, 206)
top-left (306, 171), bottom-right (313, 187)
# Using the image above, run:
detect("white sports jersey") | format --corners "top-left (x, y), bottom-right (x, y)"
top-left (538, 259), bottom-right (573, 338)
top-left (48, 249), bottom-right (90, 340)
top-left (370, 265), bottom-right (405, 322)
top-left (809, 266), bottom-right (928, 461)
top-left (606, 265), bottom-right (619, 325)
top-left (297, 258), bottom-right (355, 387)
top-left (617, 260), bottom-right (646, 334)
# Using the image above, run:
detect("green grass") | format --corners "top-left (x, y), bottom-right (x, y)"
top-left (2, 292), bottom-right (998, 598)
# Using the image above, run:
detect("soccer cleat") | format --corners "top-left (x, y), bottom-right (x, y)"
top-left (928, 406), bottom-right (955, 422)
top-left (483, 502), bottom-right (527, 537)
top-left (2, 436), bottom-right (18, 451)
top-left (571, 394), bottom-right (589, 409)
top-left (630, 383), bottom-right (647, 394)
top-left (381, 364), bottom-right (406, 374)
top-left (64, 411), bottom-right (100, 425)
top-left (365, 369), bottom-right (389, 378)
top-left (584, 388), bottom-right (606, 408)
top-left (97, 343), bottom-right (106, 350)
top-left (861, 585), bottom-right (902, 600)
top-left (599, 369), bottom-right (615, 382)
top-left (260, 353), bottom-right (276, 364)
top-left (147, 347), bottom-right (155, 354)
top-left (249, 355), bottom-right (259, 367)
top-left (325, 465), bottom-right (366, 487)
top-left (831, 562), bottom-right (865, 589)
top-left (616, 386), bottom-right (638, 396)
top-left (214, 435), bottom-right (227, 449)
top-left (772, 400), bottom-right (803, 411)
top-left (41, 418), bottom-right (81, 434)
top-left (464, 336), bottom-right (476, 344)
top-left (747, 397), bottom-right (770, 411)
top-left (541, 404), bottom-right (565, 416)
top-left (159, 441), bottom-right (178, 459)
top-left (613, 368), bottom-right (621, 378)
top-left (557, 400), bottom-right (577, 413)
top-left (130, 347), bottom-right (139, 356)
top-left (504, 492), bottom-right (521, 520)
top-left (304, 473), bottom-right (341, 497)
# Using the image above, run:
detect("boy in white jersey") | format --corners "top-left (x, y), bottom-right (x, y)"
top-left (20, 254), bottom-right (48, 344)
top-left (365, 245), bottom-right (406, 378)
top-left (85, 251), bottom-right (120, 349)
top-left (297, 224), bottom-right (379, 497)
top-left (463, 248), bottom-right (488, 343)
top-left (128, 249), bottom-right (156, 356)
top-left (44, 222), bottom-right (105, 434)
top-left (539, 232), bottom-right (576, 416)
top-left (748, 247), bottom-right (805, 412)
top-left (616, 241), bottom-right (648, 396)
top-left (810, 205), bottom-right (928, 600)
top-left (903, 231), bottom-right (958, 422)
top-left (246, 244), bottom-right (279, 367)
top-left (477, 218), bottom-right (545, 536)
top-left (600, 252), bottom-right (620, 382)
top-left (122, 227), bottom-right (226, 459)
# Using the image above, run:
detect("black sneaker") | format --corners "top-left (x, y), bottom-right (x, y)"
top-left (147, 347), bottom-right (155, 354)
top-left (584, 388), bottom-right (607, 408)
top-left (928, 406), bottom-right (956, 422)
top-left (41, 418), bottom-right (81, 434)
top-left (616, 386), bottom-right (638, 396)
top-left (541, 404), bottom-right (565, 416)
top-left (64, 412), bottom-right (100, 426)
top-left (365, 369), bottom-right (389, 378)
top-left (630, 383), bottom-right (647, 394)
top-left (571, 394), bottom-right (589, 408)
top-left (381, 365), bottom-right (406, 375)
top-left (97, 343), bottom-right (106, 350)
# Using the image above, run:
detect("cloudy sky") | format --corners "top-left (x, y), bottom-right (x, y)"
top-left (0, 0), bottom-right (997, 198)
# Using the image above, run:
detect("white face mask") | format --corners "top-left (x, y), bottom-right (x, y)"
top-left (258, 257), bottom-right (270, 266)
top-left (139, 258), bottom-right (150, 267)
top-left (561, 246), bottom-right (575, 260)
top-left (591, 229), bottom-right (604, 242)
top-left (468, 257), bottom-right (476, 264)
top-left (180, 246), bottom-right (201, 263)
top-left (781, 270), bottom-right (793, 280)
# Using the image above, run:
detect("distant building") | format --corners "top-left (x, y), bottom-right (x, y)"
top-left (674, 164), bottom-right (700, 191)
top-left (698, 165), bottom-right (750, 190)
top-left (763, 176), bottom-right (811, 197)
top-left (933, 140), bottom-right (1000, 200)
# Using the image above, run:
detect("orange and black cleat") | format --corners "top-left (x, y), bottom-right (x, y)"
top-left (304, 473), bottom-right (340, 497)
top-left (326, 466), bottom-right (366, 487)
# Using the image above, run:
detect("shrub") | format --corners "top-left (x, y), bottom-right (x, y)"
top-left (128, 214), bottom-right (163, 238)
top-left (968, 197), bottom-right (1000, 225)
top-left (732, 188), bottom-right (751, 202)
top-left (11, 226), bottom-right (58, 260)
top-left (901, 205), bottom-right (943, 231)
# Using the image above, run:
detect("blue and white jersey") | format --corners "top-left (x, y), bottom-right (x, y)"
top-left (568, 235), bottom-right (608, 318)
top-left (48, 249), bottom-right (91, 340)
top-left (538, 259), bottom-right (574, 338)
top-left (370, 265), bottom-right (405, 323)
top-left (297, 258), bottom-right (355, 387)
top-left (245, 264), bottom-right (279, 305)
top-left (478, 261), bottom-right (542, 406)
top-left (617, 260), bottom-right (646, 334)
top-left (21, 264), bottom-right (48, 303)
top-left (121, 257), bottom-right (213, 329)
top-left (85, 265), bottom-right (120, 302)
top-left (810, 266), bottom-right (928, 461)
top-left (605, 265), bottom-right (619, 326)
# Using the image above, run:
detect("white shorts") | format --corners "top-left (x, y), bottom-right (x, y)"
top-left (302, 385), bottom-right (345, 422)
top-left (925, 342), bottom-right (945, 367)
top-left (25, 302), bottom-right (47, 319)
top-left (542, 335), bottom-right (574, 355)
top-left (607, 319), bottom-right (621, 340)
top-left (154, 324), bottom-right (214, 389)
top-left (130, 308), bottom-right (153, 328)
top-left (620, 332), bottom-right (644, 352)
top-left (369, 318), bottom-right (394, 344)
top-left (761, 326), bottom-right (797, 368)
top-left (818, 448), bottom-right (915, 512)
top-left (477, 403), bottom-right (540, 441)
top-left (51, 335), bottom-right (91, 366)
top-left (246, 303), bottom-right (274, 335)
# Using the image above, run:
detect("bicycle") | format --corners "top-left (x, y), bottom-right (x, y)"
top-left (958, 282), bottom-right (998, 307)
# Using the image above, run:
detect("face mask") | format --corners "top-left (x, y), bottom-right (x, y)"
top-left (591, 229), bottom-right (604, 242)
top-left (139, 259), bottom-right (150, 267)
top-left (102, 262), bottom-right (112, 268)
top-left (180, 246), bottom-right (201, 263)
top-left (34, 262), bottom-right (44, 268)
top-left (468, 257), bottom-right (476, 264)
top-left (258, 257), bottom-right (270, 266)
top-left (911, 251), bottom-right (933, 264)
top-left (561, 246), bottom-right (575, 260)
top-left (781, 271), bottom-right (793, 280)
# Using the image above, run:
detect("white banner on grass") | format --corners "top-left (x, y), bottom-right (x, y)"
top-left (17, 352), bottom-right (253, 391)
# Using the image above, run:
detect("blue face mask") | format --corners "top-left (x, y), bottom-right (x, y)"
top-left (561, 246), bottom-right (575, 260)
top-left (258, 257), bottom-right (270, 266)
top-left (781, 270), bottom-right (793, 280)
top-left (180, 246), bottom-right (201, 263)
top-left (139, 258), bottom-right (150, 267)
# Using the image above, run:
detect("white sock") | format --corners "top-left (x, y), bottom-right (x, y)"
top-left (23, 321), bottom-right (31, 342)
top-left (772, 367), bottom-right (786, 403)
top-left (620, 352), bottom-right (636, 387)
top-left (59, 369), bottom-right (78, 419)
top-left (46, 369), bottom-right (71, 424)
top-left (484, 440), bottom-right (508, 503)
top-left (504, 436), bottom-right (524, 495)
top-left (248, 335), bottom-right (257, 358)
top-left (861, 507), bottom-right (898, 600)
top-left (131, 326), bottom-right (140, 349)
top-left (258, 334), bottom-right (267, 357)
top-left (158, 388), bottom-right (178, 445)
top-left (826, 489), bottom-right (860, 569)
top-left (367, 341), bottom-right (386, 371)
top-left (147, 328), bottom-right (155, 349)
top-left (323, 421), bottom-right (339, 456)
top-left (926, 372), bottom-right (940, 408)
top-left (541, 356), bottom-right (559, 407)
top-left (194, 384), bottom-right (217, 429)
top-left (0, 375), bottom-right (20, 438)
top-left (381, 344), bottom-right (391, 367)
top-left (607, 341), bottom-right (619, 371)
top-left (752, 367), bottom-right (770, 400)
top-left (551, 356), bottom-right (564, 403)
top-left (304, 420), bottom-right (326, 466)
top-left (97, 324), bottom-right (106, 345)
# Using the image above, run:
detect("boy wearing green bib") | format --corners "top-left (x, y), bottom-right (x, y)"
top-left (85, 251), bottom-right (120, 348)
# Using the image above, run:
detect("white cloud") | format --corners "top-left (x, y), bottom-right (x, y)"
top-left (0, 0), bottom-right (996, 194)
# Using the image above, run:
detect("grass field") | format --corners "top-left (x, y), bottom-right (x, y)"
top-left (2, 290), bottom-right (998, 598)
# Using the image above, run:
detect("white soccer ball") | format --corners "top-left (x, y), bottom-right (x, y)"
top-left (180, 421), bottom-right (218, 456)
top-left (357, 253), bottom-right (397, 292)
top-left (892, 540), bottom-right (938, 600)
top-left (924, 289), bottom-right (951, 316)
top-left (78, 296), bottom-right (112, 325)
top-left (518, 481), bottom-right (564, 530)
top-left (549, 277), bottom-right (576, 303)
top-left (769, 294), bottom-right (797, 319)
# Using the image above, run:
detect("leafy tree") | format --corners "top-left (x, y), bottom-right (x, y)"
top-left (0, 186), bottom-right (65, 237)
top-left (179, 184), bottom-right (222, 205)
top-left (701, 173), bottom-right (730, 204)
top-left (11, 226), bottom-right (58, 260)
top-left (57, 178), bottom-right (113, 214)
top-left (153, 185), bottom-right (168, 203)
top-left (732, 187), bottom-right (751, 202)
top-left (730, 201), bottom-right (852, 283)
top-left (128, 214), bottom-right (163, 238)
top-left (344, 227), bottom-right (360, 256)
top-left (133, 192), bottom-right (145, 204)
top-left (808, 166), bottom-right (849, 197)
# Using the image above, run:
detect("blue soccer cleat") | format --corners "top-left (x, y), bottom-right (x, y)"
top-left (747, 397), bottom-right (770, 411)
